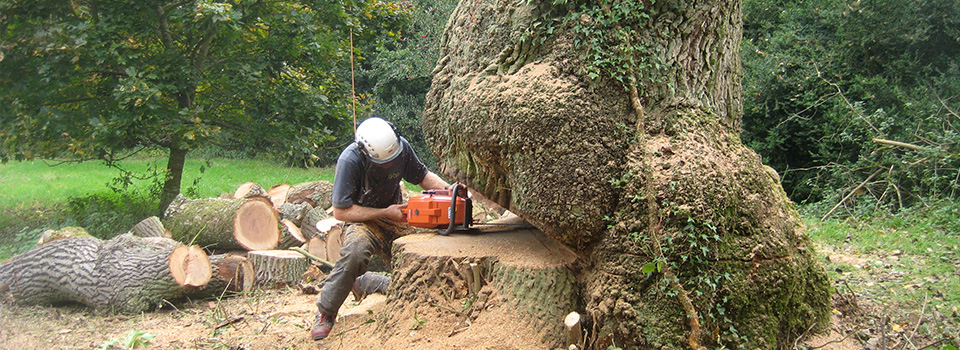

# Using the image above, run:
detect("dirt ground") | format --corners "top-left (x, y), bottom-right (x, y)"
top-left (0, 226), bottom-right (954, 350)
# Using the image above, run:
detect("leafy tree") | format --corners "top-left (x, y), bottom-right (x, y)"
top-left (0, 0), bottom-right (411, 212)
top-left (354, 0), bottom-right (457, 170)
top-left (741, 0), bottom-right (960, 211)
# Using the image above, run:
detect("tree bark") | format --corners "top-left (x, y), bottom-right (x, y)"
top-left (286, 181), bottom-right (334, 209)
top-left (129, 216), bottom-right (171, 238)
top-left (159, 145), bottom-right (188, 216)
top-left (0, 234), bottom-right (210, 314)
top-left (248, 250), bottom-right (310, 288)
top-left (422, 0), bottom-right (830, 348)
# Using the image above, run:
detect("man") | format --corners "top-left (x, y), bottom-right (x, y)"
top-left (312, 116), bottom-right (451, 340)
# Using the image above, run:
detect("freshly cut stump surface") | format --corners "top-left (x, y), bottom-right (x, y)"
top-left (386, 225), bottom-right (578, 348)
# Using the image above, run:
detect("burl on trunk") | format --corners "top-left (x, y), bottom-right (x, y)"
top-left (422, 0), bottom-right (829, 348)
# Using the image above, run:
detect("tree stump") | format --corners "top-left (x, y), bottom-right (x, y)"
top-left (164, 197), bottom-right (280, 251)
top-left (201, 254), bottom-right (255, 296)
top-left (385, 227), bottom-right (578, 348)
top-left (0, 234), bottom-right (211, 313)
top-left (247, 250), bottom-right (310, 288)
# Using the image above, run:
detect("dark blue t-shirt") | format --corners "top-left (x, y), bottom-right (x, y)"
top-left (331, 137), bottom-right (428, 209)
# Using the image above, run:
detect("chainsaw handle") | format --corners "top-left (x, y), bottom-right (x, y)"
top-left (440, 183), bottom-right (460, 236)
top-left (391, 206), bottom-right (408, 222)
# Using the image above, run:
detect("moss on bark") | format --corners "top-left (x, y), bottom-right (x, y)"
top-left (423, 0), bottom-right (830, 348)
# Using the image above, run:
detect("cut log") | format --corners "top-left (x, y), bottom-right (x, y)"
top-left (164, 197), bottom-right (280, 251)
top-left (286, 180), bottom-right (333, 209)
top-left (278, 202), bottom-right (312, 227)
top-left (306, 237), bottom-right (327, 262)
top-left (37, 227), bottom-right (92, 245)
top-left (0, 234), bottom-right (211, 314)
top-left (277, 219), bottom-right (306, 249)
top-left (565, 311), bottom-right (583, 349)
top-left (300, 206), bottom-right (331, 240)
top-left (201, 254), bottom-right (255, 296)
top-left (234, 181), bottom-right (267, 199)
top-left (129, 216), bottom-right (171, 238)
top-left (321, 219), bottom-right (345, 263)
top-left (169, 245), bottom-right (212, 287)
top-left (248, 250), bottom-right (310, 288)
top-left (267, 184), bottom-right (293, 208)
top-left (383, 226), bottom-right (578, 348)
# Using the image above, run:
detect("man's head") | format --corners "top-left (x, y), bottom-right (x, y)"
top-left (355, 117), bottom-right (401, 164)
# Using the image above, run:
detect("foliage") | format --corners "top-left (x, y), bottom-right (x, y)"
top-left (741, 0), bottom-right (960, 212)
top-left (99, 329), bottom-right (155, 350)
top-left (0, 0), bottom-right (413, 211)
top-left (354, 0), bottom-right (458, 170)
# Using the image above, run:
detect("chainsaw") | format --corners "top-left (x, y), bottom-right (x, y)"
top-left (401, 183), bottom-right (474, 235)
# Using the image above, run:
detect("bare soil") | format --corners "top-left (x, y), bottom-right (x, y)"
top-left (1, 227), bottom-right (954, 350)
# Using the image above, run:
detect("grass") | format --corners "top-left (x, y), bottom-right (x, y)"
top-left (805, 205), bottom-right (960, 344)
top-left (0, 158), bottom-right (334, 208)
top-left (0, 157), bottom-right (335, 260)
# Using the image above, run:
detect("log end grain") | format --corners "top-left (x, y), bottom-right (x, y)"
top-left (169, 245), bottom-right (212, 288)
top-left (233, 200), bottom-right (280, 251)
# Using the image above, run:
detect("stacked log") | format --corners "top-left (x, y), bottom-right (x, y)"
top-left (129, 216), bottom-right (171, 238)
top-left (0, 234), bottom-right (211, 314)
top-left (164, 197), bottom-right (280, 251)
top-left (286, 181), bottom-right (334, 209)
top-left (201, 254), bottom-right (255, 296)
top-left (248, 250), bottom-right (310, 287)
top-left (36, 226), bottom-right (92, 245)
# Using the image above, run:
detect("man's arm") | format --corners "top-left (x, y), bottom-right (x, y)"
top-left (333, 203), bottom-right (406, 222)
top-left (418, 171), bottom-right (450, 191)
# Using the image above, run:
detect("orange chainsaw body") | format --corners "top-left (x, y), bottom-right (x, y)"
top-left (404, 189), bottom-right (468, 229)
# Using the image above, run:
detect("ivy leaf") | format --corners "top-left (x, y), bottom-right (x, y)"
top-left (641, 262), bottom-right (657, 274)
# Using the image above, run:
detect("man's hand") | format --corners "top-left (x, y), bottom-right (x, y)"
top-left (384, 203), bottom-right (407, 221)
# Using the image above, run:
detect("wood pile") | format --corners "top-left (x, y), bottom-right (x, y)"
top-left (0, 180), bottom-right (347, 313)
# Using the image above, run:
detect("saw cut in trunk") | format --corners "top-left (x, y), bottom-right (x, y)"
top-left (0, 234), bottom-right (211, 314)
top-left (165, 197), bottom-right (280, 251)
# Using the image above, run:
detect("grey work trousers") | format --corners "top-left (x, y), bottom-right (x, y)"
top-left (316, 217), bottom-right (412, 315)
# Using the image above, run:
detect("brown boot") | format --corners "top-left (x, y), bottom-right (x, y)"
top-left (311, 311), bottom-right (336, 340)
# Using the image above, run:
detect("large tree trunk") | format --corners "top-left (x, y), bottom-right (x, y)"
top-left (422, 0), bottom-right (830, 348)
top-left (0, 234), bottom-right (210, 314)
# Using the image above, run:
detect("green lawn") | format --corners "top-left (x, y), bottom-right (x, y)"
top-left (0, 158), bottom-right (334, 208)
top-left (0, 157), bottom-right (335, 260)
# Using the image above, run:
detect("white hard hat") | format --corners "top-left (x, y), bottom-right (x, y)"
top-left (355, 117), bottom-right (401, 164)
